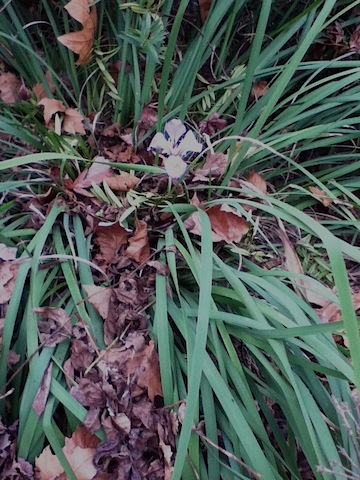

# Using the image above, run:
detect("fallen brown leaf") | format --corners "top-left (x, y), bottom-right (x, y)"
top-left (38, 97), bottom-right (86, 134)
top-left (35, 427), bottom-right (99, 480)
top-left (278, 223), bottom-right (330, 306)
top-left (82, 284), bottom-right (112, 320)
top-left (71, 157), bottom-right (111, 195)
top-left (0, 243), bottom-right (17, 261)
top-left (193, 152), bottom-right (228, 182)
top-left (251, 80), bottom-right (269, 99)
top-left (32, 363), bottom-right (53, 419)
top-left (62, 107), bottom-right (86, 134)
top-left (126, 219), bottom-right (151, 264)
top-left (94, 223), bottom-right (129, 264)
top-left (58, 0), bottom-right (97, 64)
top-left (309, 186), bottom-right (333, 207)
top-left (0, 72), bottom-right (21, 103)
top-left (105, 171), bottom-right (140, 192)
top-left (247, 170), bottom-right (267, 195)
top-left (38, 98), bottom-right (66, 125)
top-left (207, 204), bottom-right (249, 244)
top-left (33, 70), bottom-right (56, 100)
top-left (317, 292), bottom-right (360, 323)
top-left (33, 307), bottom-right (72, 346)
top-left (0, 262), bottom-right (19, 304)
top-left (199, 0), bottom-right (212, 23)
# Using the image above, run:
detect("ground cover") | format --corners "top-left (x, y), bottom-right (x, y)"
top-left (1, 0), bottom-right (360, 478)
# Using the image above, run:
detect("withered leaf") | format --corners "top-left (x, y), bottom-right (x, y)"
top-left (350, 28), bottom-right (360, 53)
top-left (35, 426), bottom-right (99, 480)
top-left (247, 170), bottom-right (267, 195)
top-left (317, 292), bottom-right (360, 324)
top-left (62, 107), bottom-right (86, 134)
top-left (82, 284), bottom-right (112, 320)
top-left (309, 186), bottom-right (333, 207)
top-left (193, 152), bottom-right (228, 182)
top-left (0, 262), bottom-right (19, 304)
top-left (251, 80), bottom-right (269, 99)
top-left (38, 97), bottom-right (85, 134)
top-left (126, 219), bottom-right (151, 264)
top-left (58, 0), bottom-right (98, 65)
top-left (199, 112), bottom-right (227, 135)
top-left (72, 157), bottom-right (111, 193)
top-left (199, 0), bottom-right (212, 23)
top-left (0, 243), bottom-right (17, 261)
top-left (278, 226), bottom-right (330, 306)
top-left (32, 363), bottom-right (53, 419)
top-left (33, 306), bottom-right (72, 346)
top-left (94, 223), bottom-right (129, 264)
top-left (0, 72), bottom-right (21, 103)
top-left (207, 204), bottom-right (249, 244)
top-left (38, 98), bottom-right (66, 125)
top-left (105, 171), bottom-right (140, 192)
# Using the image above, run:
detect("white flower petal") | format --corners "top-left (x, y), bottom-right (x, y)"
top-left (148, 132), bottom-right (172, 155)
top-left (165, 119), bottom-right (186, 145)
top-left (163, 155), bottom-right (188, 179)
top-left (176, 131), bottom-right (203, 156)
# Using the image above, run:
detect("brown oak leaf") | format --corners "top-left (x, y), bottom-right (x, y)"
top-left (247, 170), bottom-right (267, 195)
top-left (193, 152), bottom-right (228, 182)
top-left (207, 204), bottom-right (249, 244)
top-left (58, 0), bottom-right (98, 64)
top-left (38, 97), bottom-right (85, 134)
top-left (126, 219), bottom-right (151, 264)
top-left (94, 223), bottom-right (129, 264)
top-left (105, 172), bottom-right (140, 192)
top-left (0, 72), bottom-right (21, 103)
top-left (309, 186), bottom-right (333, 207)
top-left (35, 427), bottom-right (99, 480)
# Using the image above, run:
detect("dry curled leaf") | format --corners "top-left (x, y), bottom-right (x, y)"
top-left (35, 427), bottom-right (99, 480)
top-left (278, 223), bottom-right (330, 306)
top-left (38, 97), bottom-right (85, 134)
top-left (94, 223), bottom-right (129, 264)
top-left (251, 80), bottom-right (269, 99)
top-left (82, 284), bottom-right (112, 320)
top-left (199, 0), bottom-right (212, 23)
top-left (126, 219), bottom-right (151, 264)
top-left (246, 170), bottom-right (267, 195)
top-left (193, 152), bottom-right (228, 182)
top-left (0, 72), bottom-right (21, 103)
top-left (58, 0), bottom-right (97, 64)
top-left (105, 171), bottom-right (140, 192)
top-left (309, 186), bottom-right (333, 207)
top-left (207, 204), bottom-right (249, 244)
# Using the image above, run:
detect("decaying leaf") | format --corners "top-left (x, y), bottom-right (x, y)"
top-left (247, 170), bottom-right (267, 195)
top-left (58, 0), bottom-right (98, 64)
top-left (207, 204), bottom-right (249, 244)
top-left (309, 186), bottom-right (333, 207)
top-left (32, 363), bottom-right (53, 419)
top-left (105, 171), bottom-right (140, 192)
top-left (193, 152), bottom-right (228, 182)
top-left (0, 262), bottom-right (19, 304)
top-left (350, 27), bottom-right (360, 53)
top-left (317, 292), bottom-right (360, 323)
top-left (0, 72), bottom-right (21, 103)
top-left (126, 219), bottom-right (151, 264)
top-left (199, 112), bottom-right (227, 135)
top-left (82, 284), bottom-right (112, 320)
top-left (70, 157), bottom-right (111, 195)
top-left (94, 223), bottom-right (129, 264)
top-left (33, 306), bottom-right (72, 346)
top-left (0, 243), bottom-right (17, 261)
top-left (33, 70), bottom-right (56, 100)
top-left (251, 80), bottom-right (269, 99)
top-left (278, 223), bottom-right (330, 306)
top-left (35, 426), bottom-right (99, 480)
top-left (199, 0), bottom-right (212, 23)
top-left (38, 97), bottom-right (85, 134)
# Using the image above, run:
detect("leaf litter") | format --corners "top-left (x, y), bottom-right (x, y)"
top-left (0, 79), bottom-right (342, 479)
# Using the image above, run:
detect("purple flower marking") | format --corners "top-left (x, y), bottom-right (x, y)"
top-left (148, 119), bottom-right (202, 179)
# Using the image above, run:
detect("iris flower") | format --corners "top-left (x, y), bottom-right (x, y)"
top-left (148, 119), bottom-right (202, 179)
